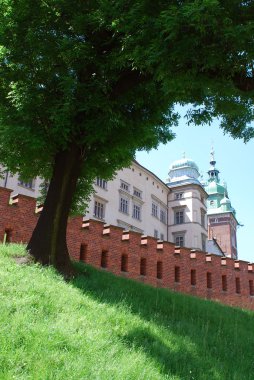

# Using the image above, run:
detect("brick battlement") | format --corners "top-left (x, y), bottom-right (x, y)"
top-left (1, 186), bottom-right (254, 310)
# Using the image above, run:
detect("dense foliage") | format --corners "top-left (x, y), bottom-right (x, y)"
top-left (0, 1), bottom-right (253, 272)
top-left (0, 1), bottom-right (253, 178)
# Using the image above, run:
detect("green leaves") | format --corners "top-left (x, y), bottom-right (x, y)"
top-left (0, 0), bottom-right (253, 191)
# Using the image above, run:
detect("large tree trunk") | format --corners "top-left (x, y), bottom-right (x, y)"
top-left (27, 143), bottom-right (83, 278)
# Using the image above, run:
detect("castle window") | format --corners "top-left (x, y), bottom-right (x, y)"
top-left (94, 200), bottom-right (105, 219)
top-left (120, 197), bottom-right (129, 214)
top-left (96, 177), bottom-right (107, 190)
top-left (120, 180), bottom-right (130, 192)
top-left (152, 202), bottom-right (158, 218)
top-left (133, 188), bottom-right (142, 198)
top-left (160, 209), bottom-right (166, 224)
top-left (174, 234), bottom-right (184, 247)
top-left (133, 204), bottom-right (141, 220)
top-left (160, 233), bottom-right (164, 241)
top-left (18, 177), bottom-right (35, 190)
top-left (175, 192), bottom-right (184, 200)
top-left (174, 210), bottom-right (184, 224)
top-left (154, 229), bottom-right (158, 239)
top-left (175, 235), bottom-right (184, 247)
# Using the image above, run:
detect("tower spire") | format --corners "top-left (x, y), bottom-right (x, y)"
top-left (210, 146), bottom-right (215, 164)
top-left (208, 146), bottom-right (220, 182)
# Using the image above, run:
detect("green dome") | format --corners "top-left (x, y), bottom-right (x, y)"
top-left (205, 180), bottom-right (226, 196)
top-left (169, 158), bottom-right (199, 171)
top-left (220, 196), bottom-right (232, 212)
top-left (220, 196), bottom-right (231, 205)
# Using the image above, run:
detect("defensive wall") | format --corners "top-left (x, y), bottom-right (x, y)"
top-left (1, 186), bottom-right (254, 311)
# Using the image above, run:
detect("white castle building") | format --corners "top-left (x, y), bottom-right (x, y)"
top-left (0, 152), bottom-right (239, 256)
top-left (83, 158), bottom-right (208, 251)
top-left (0, 155), bottom-right (210, 252)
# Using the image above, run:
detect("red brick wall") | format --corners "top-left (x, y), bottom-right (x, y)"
top-left (208, 215), bottom-right (238, 258)
top-left (71, 221), bottom-right (254, 310)
top-left (1, 186), bottom-right (254, 311)
top-left (0, 187), bottom-right (38, 243)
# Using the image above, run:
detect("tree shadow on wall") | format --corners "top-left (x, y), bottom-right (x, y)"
top-left (72, 263), bottom-right (254, 380)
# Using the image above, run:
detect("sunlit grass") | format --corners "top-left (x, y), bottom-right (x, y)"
top-left (0, 244), bottom-right (253, 380)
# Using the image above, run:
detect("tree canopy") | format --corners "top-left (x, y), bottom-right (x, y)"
top-left (0, 0), bottom-right (253, 275)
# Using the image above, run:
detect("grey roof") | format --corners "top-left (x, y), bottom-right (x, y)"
top-left (206, 238), bottom-right (225, 256)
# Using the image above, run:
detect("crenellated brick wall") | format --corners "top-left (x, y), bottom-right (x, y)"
top-left (0, 187), bottom-right (38, 243)
top-left (1, 186), bottom-right (254, 310)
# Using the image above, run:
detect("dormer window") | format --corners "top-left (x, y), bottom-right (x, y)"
top-left (175, 192), bottom-right (184, 200)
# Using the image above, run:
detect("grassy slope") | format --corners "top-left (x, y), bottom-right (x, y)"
top-left (0, 245), bottom-right (254, 380)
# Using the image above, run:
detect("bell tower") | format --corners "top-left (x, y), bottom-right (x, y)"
top-left (205, 149), bottom-right (238, 259)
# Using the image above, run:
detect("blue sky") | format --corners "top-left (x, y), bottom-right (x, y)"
top-left (136, 108), bottom-right (254, 263)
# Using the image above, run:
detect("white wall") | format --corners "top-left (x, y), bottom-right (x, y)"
top-left (0, 167), bottom-right (42, 197)
top-left (168, 185), bottom-right (207, 250)
top-left (0, 162), bottom-right (208, 249)
top-left (85, 161), bottom-right (169, 240)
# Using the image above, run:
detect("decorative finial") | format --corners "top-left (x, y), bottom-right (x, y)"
top-left (210, 146), bottom-right (215, 162)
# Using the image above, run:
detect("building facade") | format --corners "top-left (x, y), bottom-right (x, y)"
top-left (166, 157), bottom-right (208, 251)
top-left (0, 152), bottom-right (239, 255)
top-left (85, 160), bottom-right (169, 240)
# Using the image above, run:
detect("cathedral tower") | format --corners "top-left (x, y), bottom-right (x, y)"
top-left (205, 148), bottom-right (238, 259)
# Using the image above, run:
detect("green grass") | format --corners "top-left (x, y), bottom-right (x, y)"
top-left (0, 245), bottom-right (254, 380)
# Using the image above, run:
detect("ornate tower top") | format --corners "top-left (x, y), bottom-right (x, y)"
top-left (205, 148), bottom-right (239, 259)
top-left (208, 147), bottom-right (220, 183)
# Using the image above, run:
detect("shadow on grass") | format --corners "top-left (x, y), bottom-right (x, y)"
top-left (121, 326), bottom-right (208, 379)
top-left (72, 262), bottom-right (254, 380)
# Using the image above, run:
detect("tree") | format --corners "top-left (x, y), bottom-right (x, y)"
top-left (0, 0), bottom-right (253, 276)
